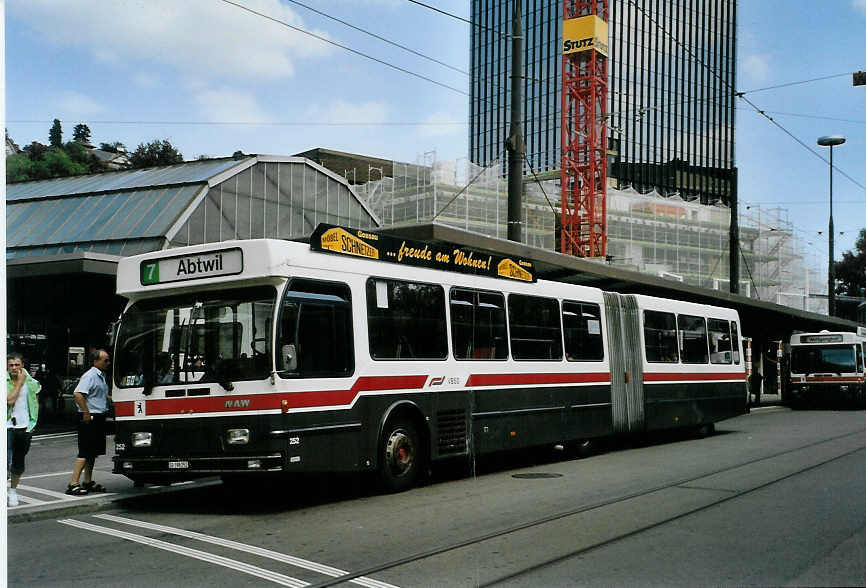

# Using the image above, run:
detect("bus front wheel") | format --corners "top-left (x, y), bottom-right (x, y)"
top-left (379, 418), bottom-right (423, 493)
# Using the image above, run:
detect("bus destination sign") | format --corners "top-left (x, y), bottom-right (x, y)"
top-left (140, 248), bottom-right (244, 286)
top-left (802, 334), bottom-right (844, 344)
top-left (311, 224), bottom-right (536, 282)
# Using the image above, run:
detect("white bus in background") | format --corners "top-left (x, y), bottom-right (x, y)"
top-left (788, 331), bottom-right (866, 408)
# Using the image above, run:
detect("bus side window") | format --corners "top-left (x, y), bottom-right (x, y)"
top-left (278, 280), bottom-right (353, 378)
top-left (678, 314), bottom-right (709, 364)
top-left (450, 288), bottom-right (508, 361)
top-left (730, 321), bottom-right (741, 364)
top-left (508, 293), bottom-right (562, 361)
top-left (562, 301), bottom-right (604, 362)
top-left (644, 310), bottom-right (678, 363)
top-left (857, 345), bottom-right (864, 374)
top-left (365, 278), bottom-right (447, 360)
top-left (708, 318), bottom-right (732, 364)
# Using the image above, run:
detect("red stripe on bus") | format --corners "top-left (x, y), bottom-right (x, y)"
top-left (113, 374), bottom-right (429, 417)
top-left (465, 372), bottom-right (610, 387)
top-left (643, 372), bottom-right (746, 382)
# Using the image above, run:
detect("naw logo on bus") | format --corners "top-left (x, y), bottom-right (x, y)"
top-left (225, 399), bottom-right (251, 409)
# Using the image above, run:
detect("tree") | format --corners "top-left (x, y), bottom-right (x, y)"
top-left (72, 123), bottom-right (92, 144)
top-left (23, 141), bottom-right (50, 161)
top-left (6, 154), bottom-right (35, 182)
top-left (39, 148), bottom-right (87, 178)
top-left (99, 141), bottom-right (126, 153)
top-left (64, 141), bottom-right (106, 173)
top-left (49, 119), bottom-right (63, 148)
top-left (129, 139), bottom-right (184, 168)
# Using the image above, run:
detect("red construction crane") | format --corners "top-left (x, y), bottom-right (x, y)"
top-left (560, 0), bottom-right (609, 258)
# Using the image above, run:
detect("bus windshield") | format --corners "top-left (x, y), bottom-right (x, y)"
top-left (790, 345), bottom-right (856, 375)
top-left (115, 286), bottom-right (276, 388)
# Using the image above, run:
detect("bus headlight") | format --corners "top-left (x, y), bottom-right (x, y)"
top-left (840, 385), bottom-right (849, 392)
top-left (227, 428), bottom-right (250, 445)
top-left (132, 432), bottom-right (153, 448)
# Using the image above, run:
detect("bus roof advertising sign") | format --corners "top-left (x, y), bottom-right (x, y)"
top-left (311, 224), bottom-right (536, 282)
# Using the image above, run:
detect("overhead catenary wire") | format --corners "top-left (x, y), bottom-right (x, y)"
top-left (626, 0), bottom-right (866, 196)
top-left (738, 72), bottom-right (854, 95)
top-left (737, 93), bottom-right (866, 193)
top-left (219, 0), bottom-right (468, 96)
top-left (736, 109), bottom-right (866, 125)
top-left (405, 0), bottom-right (506, 38)
top-left (286, 0), bottom-right (468, 75)
top-left (431, 157), bottom-right (502, 221)
top-left (7, 119), bottom-right (468, 127)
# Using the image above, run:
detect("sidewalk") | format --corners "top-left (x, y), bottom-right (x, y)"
top-left (7, 427), bottom-right (217, 524)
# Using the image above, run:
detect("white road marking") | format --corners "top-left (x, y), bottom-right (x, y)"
top-left (21, 471), bottom-right (74, 479)
top-left (32, 432), bottom-right (78, 440)
top-left (17, 484), bottom-right (116, 501)
top-left (21, 468), bottom-right (111, 480)
top-left (58, 519), bottom-right (308, 587)
top-left (95, 513), bottom-right (401, 588)
top-left (10, 494), bottom-right (46, 506)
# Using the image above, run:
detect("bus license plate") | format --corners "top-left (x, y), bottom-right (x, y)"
top-left (168, 460), bottom-right (189, 469)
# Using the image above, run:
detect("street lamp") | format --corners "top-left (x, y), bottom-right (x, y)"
top-left (817, 135), bottom-right (845, 316)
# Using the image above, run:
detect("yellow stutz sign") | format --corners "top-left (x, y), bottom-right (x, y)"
top-left (562, 15), bottom-right (608, 57)
top-left (319, 227), bottom-right (379, 260)
top-left (497, 259), bottom-right (533, 282)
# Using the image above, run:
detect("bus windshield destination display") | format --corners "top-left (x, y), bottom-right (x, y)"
top-left (802, 334), bottom-right (844, 344)
top-left (140, 248), bottom-right (243, 285)
top-left (311, 224), bottom-right (536, 282)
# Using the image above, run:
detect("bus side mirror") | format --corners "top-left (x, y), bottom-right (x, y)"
top-left (281, 344), bottom-right (297, 372)
top-left (107, 319), bottom-right (120, 348)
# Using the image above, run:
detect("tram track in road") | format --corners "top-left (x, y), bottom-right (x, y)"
top-left (307, 427), bottom-right (866, 588)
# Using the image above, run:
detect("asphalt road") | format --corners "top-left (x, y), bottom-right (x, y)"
top-left (7, 407), bottom-right (865, 587)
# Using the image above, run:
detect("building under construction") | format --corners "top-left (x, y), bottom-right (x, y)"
top-left (341, 153), bottom-right (821, 315)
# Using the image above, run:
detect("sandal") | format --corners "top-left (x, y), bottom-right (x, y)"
top-left (65, 483), bottom-right (89, 496)
top-left (83, 481), bottom-right (106, 493)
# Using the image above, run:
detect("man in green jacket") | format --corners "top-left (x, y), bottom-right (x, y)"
top-left (7, 352), bottom-right (41, 507)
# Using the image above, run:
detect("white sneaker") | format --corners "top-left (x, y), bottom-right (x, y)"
top-left (8, 488), bottom-right (19, 507)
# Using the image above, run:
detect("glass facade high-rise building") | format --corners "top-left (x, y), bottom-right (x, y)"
top-left (469, 0), bottom-right (736, 205)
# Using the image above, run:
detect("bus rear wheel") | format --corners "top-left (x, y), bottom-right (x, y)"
top-left (379, 418), bottom-right (423, 493)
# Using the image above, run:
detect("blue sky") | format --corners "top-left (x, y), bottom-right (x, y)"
top-left (4, 0), bottom-right (865, 257)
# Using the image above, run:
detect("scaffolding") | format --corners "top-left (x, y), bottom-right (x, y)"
top-left (349, 155), bottom-right (824, 314)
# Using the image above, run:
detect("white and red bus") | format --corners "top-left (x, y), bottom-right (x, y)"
top-left (111, 225), bottom-right (747, 491)
top-left (788, 331), bottom-right (866, 408)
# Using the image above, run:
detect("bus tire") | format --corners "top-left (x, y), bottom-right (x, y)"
top-left (378, 418), bottom-right (423, 493)
top-left (696, 423), bottom-right (715, 438)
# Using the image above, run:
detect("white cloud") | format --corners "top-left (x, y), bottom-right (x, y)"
top-left (418, 112), bottom-right (464, 138)
top-left (854, 0), bottom-right (866, 15)
top-left (194, 88), bottom-right (270, 124)
top-left (132, 73), bottom-right (160, 88)
top-left (741, 54), bottom-right (770, 83)
top-left (305, 100), bottom-right (388, 126)
top-left (9, 0), bottom-right (334, 81)
top-left (54, 91), bottom-right (105, 117)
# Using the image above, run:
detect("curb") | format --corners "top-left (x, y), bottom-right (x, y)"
top-left (7, 478), bottom-right (222, 525)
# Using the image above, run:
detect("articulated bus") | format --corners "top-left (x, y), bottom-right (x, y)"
top-left (788, 331), bottom-right (866, 408)
top-left (111, 225), bottom-right (747, 491)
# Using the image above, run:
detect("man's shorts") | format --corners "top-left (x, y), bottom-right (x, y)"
top-left (76, 413), bottom-right (107, 459)
top-left (8, 428), bottom-right (33, 476)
